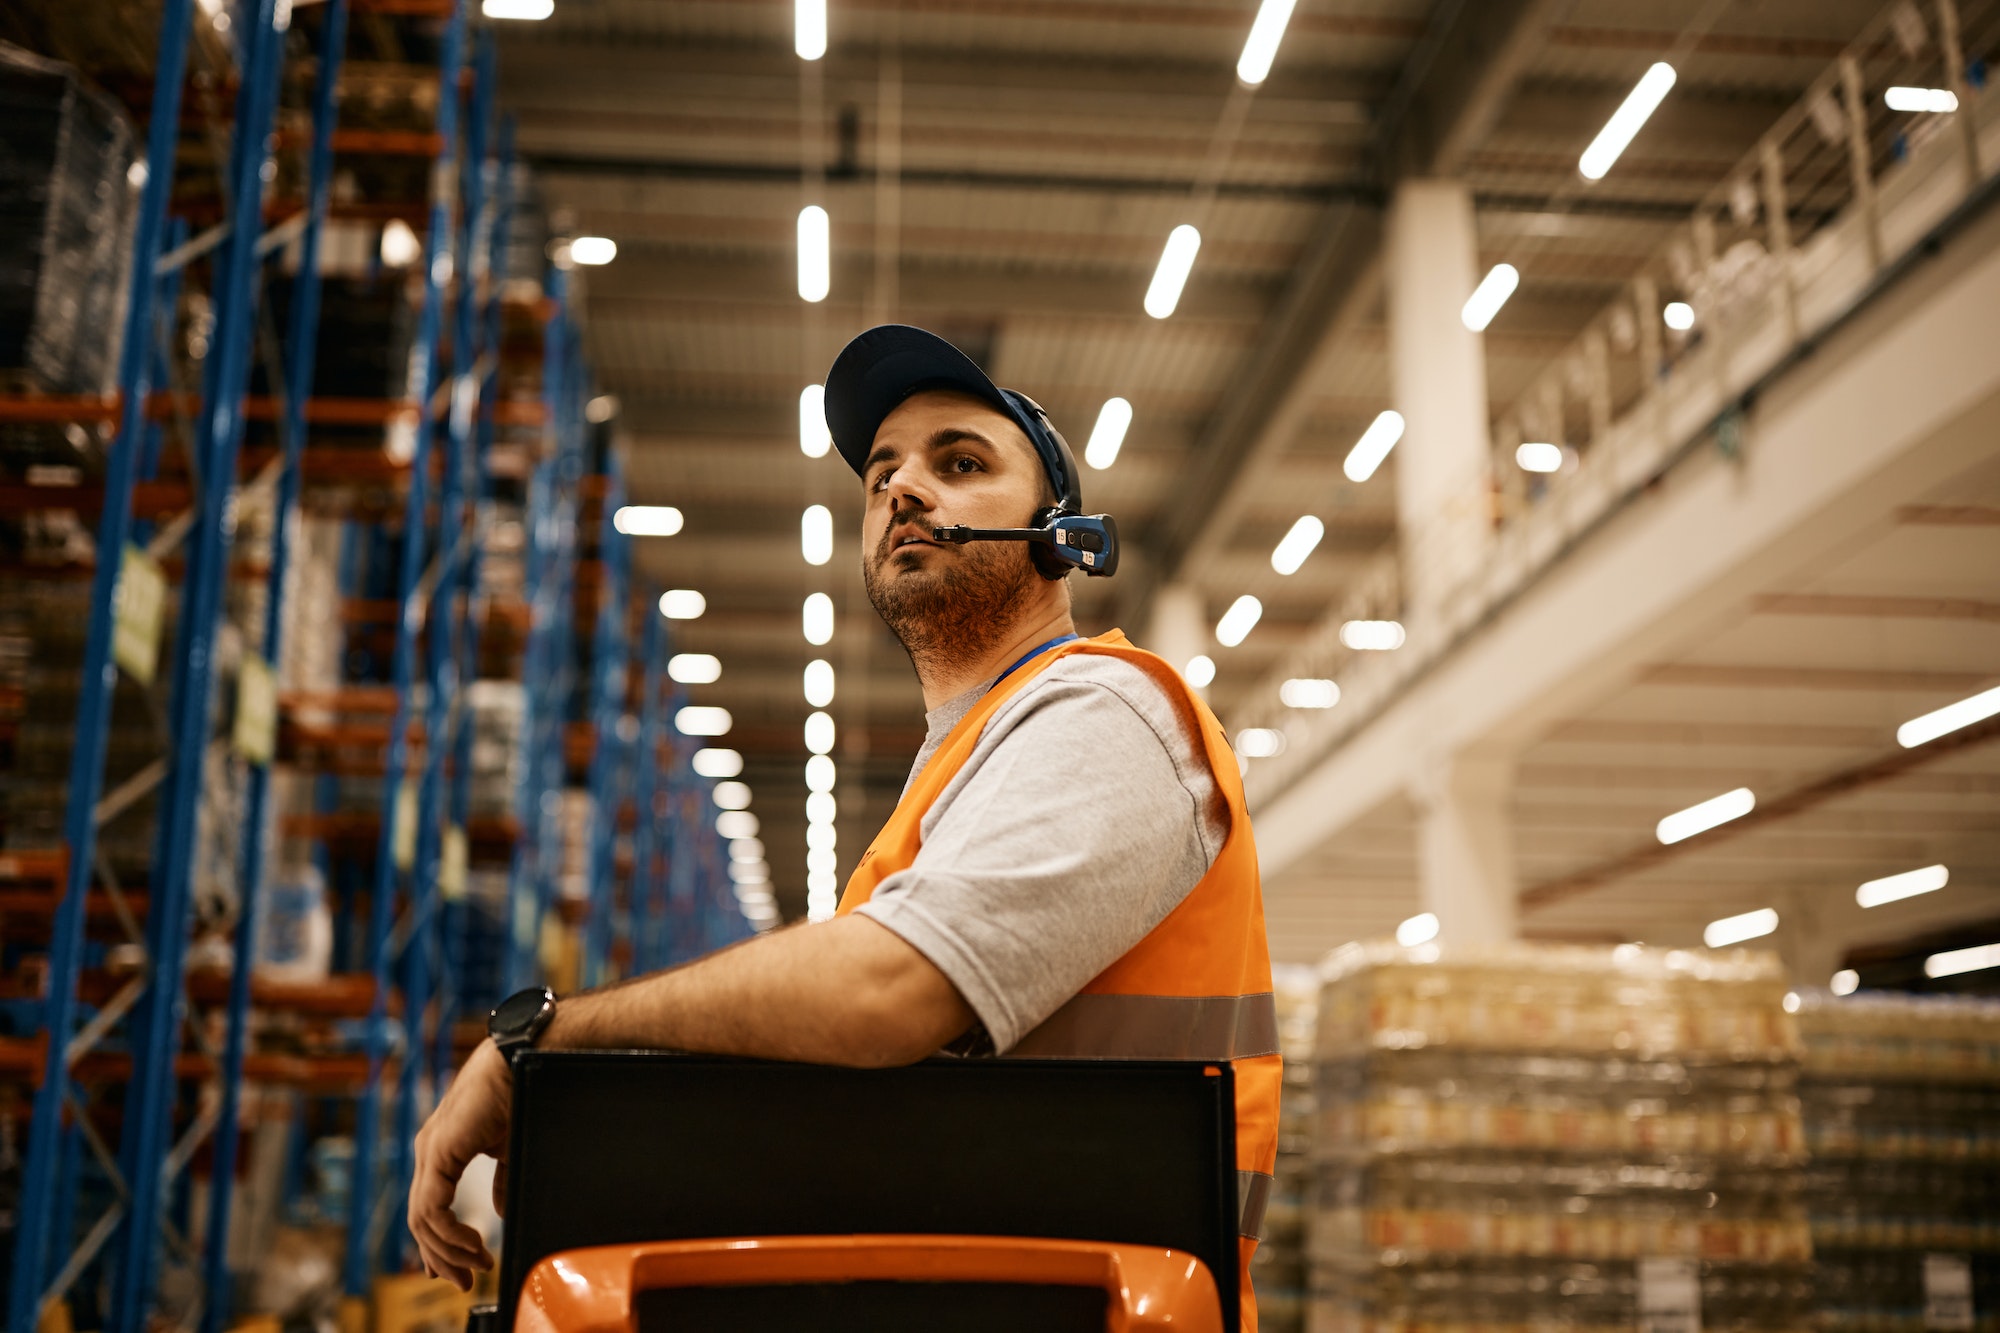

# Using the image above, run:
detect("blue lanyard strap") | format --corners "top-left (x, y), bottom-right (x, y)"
top-left (989, 632), bottom-right (1081, 691)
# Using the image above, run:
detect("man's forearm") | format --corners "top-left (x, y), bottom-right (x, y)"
top-left (536, 913), bottom-right (974, 1067)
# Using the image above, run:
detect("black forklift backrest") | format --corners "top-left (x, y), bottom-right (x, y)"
top-left (495, 1052), bottom-right (1240, 1331)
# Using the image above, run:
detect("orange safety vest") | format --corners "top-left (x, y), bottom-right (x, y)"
top-left (838, 629), bottom-right (1282, 1331)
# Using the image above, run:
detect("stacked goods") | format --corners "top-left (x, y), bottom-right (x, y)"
top-left (0, 42), bottom-right (135, 398)
top-left (1795, 991), bottom-right (2000, 1331)
top-left (1255, 965), bottom-right (1320, 1333)
top-left (1309, 943), bottom-right (1810, 1333)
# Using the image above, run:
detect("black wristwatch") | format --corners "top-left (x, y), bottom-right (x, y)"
top-left (489, 986), bottom-right (557, 1059)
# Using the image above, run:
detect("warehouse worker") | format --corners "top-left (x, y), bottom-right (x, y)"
top-left (409, 325), bottom-right (1280, 1326)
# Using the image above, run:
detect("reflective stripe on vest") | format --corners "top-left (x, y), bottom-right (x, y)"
top-left (1238, 1169), bottom-right (1275, 1242)
top-left (1006, 992), bottom-right (1280, 1062)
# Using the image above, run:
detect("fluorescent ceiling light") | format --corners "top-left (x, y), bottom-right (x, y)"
top-left (807, 849), bottom-right (838, 877)
top-left (1144, 224), bottom-right (1202, 319)
top-left (1516, 441), bottom-right (1563, 473)
top-left (805, 791), bottom-right (837, 825)
top-left (1343, 410), bottom-right (1405, 482)
top-left (1663, 301), bottom-right (1695, 331)
top-left (1656, 786), bottom-right (1754, 845)
top-left (1829, 968), bottom-right (1859, 996)
top-left (482, 0), bottom-right (553, 18)
top-left (667, 652), bottom-right (721, 685)
top-left (795, 0), bottom-right (826, 60)
top-left (805, 710), bottom-right (836, 756)
top-left (380, 218), bottom-right (421, 267)
top-left (584, 394), bottom-right (618, 424)
top-left (803, 592), bottom-right (834, 645)
top-left (716, 810), bottom-right (760, 841)
top-left (807, 822), bottom-right (838, 851)
top-left (1396, 912), bottom-right (1440, 947)
top-left (1460, 263), bottom-right (1520, 332)
top-left (712, 781), bottom-right (751, 811)
top-left (1235, 727), bottom-right (1285, 758)
top-left (802, 504), bottom-right (833, 566)
top-left (1885, 85), bottom-right (1958, 113)
top-left (1184, 654), bottom-right (1216, 688)
top-left (1856, 864), bottom-right (1949, 908)
top-left (727, 859), bottom-right (768, 884)
top-left (1925, 941), bottom-right (2000, 978)
top-left (1579, 61), bottom-right (1676, 180)
top-left (1270, 515), bottom-right (1323, 575)
top-left (1235, 0), bottom-right (1298, 85)
top-left (1280, 677), bottom-right (1339, 709)
top-left (659, 588), bottom-right (705, 620)
top-left (805, 754), bottom-right (836, 793)
top-left (1703, 906), bottom-right (1778, 948)
top-left (569, 235), bottom-right (616, 266)
top-left (798, 205), bottom-right (830, 303)
top-left (1897, 684), bottom-right (2000, 748)
top-left (728, 837), bottom-right (765, 864)
top-left (1215, 594), bottom-right (1263, 648)
top-left (1339, 620), bottom-right (1405, 651)
top-left (803, 659), bottom-right (835, 708)
top-left (674, 705), bottom-right (732, 737)
top-left (799, 384), bottom-right (831, 458)
top-left (612, 505), bottom-right (683, 537)
top-left (692, 747), bottom-right (742, 778)
top-left (1085, 397), bottom-right (1133, 470)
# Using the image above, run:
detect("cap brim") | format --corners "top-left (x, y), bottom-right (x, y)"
top-left (823, 325), bottom-right (1015, 476)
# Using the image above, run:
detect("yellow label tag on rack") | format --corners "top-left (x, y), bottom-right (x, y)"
top-left (112, 544), bottom-right (166, 685)
top-left (233, 654), bottom-right (278, 764)
top-left (393, 781), bottom-right (418, 872)
top-left (440, 824), bottom-right (468, 901)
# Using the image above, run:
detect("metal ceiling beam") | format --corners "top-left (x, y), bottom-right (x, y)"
top-left (1125, 0), bottom-right (1565, 617)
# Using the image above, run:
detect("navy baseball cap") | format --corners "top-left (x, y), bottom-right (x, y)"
top-left (823, 324), bottom-right (1080, 511)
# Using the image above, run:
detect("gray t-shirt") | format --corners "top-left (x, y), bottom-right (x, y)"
top-left (855, 652), bottom-right (1229, 1053)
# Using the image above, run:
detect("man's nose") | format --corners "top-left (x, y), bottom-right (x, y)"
top-left (883, 464), bottom-right (937, 514)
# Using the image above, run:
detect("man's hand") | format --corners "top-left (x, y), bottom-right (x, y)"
top-left (408, 1038), bottom-right (510, 1290)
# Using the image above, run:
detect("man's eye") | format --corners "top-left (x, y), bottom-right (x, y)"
top-left (951, 456), bottom-right (980, 474)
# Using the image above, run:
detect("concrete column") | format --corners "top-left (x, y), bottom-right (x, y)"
top-left (1386, 179), bottom-right (1493, 623)
top-left (1410, 753), bottom-right (1518, 942)
top-left (1143, 583), bottom-right (1210, 690)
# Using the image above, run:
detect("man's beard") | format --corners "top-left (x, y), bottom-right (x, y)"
top-left (864, 510), bottom-right (1042, 675)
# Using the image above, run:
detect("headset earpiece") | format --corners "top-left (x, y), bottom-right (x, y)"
top-left (1027, 506), bottom-right (1071, 580)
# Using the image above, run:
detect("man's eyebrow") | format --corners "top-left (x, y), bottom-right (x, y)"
top-left (864, 427), bottom-right (1000, 475)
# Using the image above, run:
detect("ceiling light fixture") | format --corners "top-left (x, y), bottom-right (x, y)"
top-left (666, 652), bottom-right (721, 685)
top-left (798, 205), bottom-right (830, 302)
top-left (1280, 678), bottom-right (1340, 709)
top-left (728, 837), bottom-right (765, 864)
top-left (1703, 906), bottom-right (1778, 948)
top-left (1856, 864), bottom-right (1949, 908)
top-left (1184, 655), bottom-right (1216, 688)
top-left (806, 791), bottom-right (837, 825)
top-left (691, 748), bottom-right (742, 778)
top-left (716, 810), bottom-right (760, 841)
top-left (794, 0), bottom-right (826, 60)
top-left (1516, 441), bottom-right (1563, 473)
top-left (1144, 224), bottom-right (1202, 319)
top-left (803, 659), bottom-right (835, 708)
top-left (674, 705), bottom-right (733, 737)
top-left (1339, 620), bottom-right (1405, 651)
top-left (1085, 397), bottom-right (1133, 470)
top-left (612, 505), bottom-right (682, 537)
top-left (1235, 0), bottom-right (1298, 85)
top-left (1235, 727), bottom-right (1285, 758)
top-left (1343, 410), bottom-right (1406, 482)
top-left (1579, 61), bottom-right (1676, 180)
top-left (1270, 515), bottom-right (1323, 575)
top-left (1885, 85), bottom-right (1958, 113)
top-left (1897, 684), bottom-right (2000, 748)
top-left (1215, 595), bottom-right (1263, 648)
top-left (1460, 263), bottom-right (1519, 332)
top-left (1925, 941), bottom-right (2000, 978)
top-left (659, 588), bottom-right (705, 620)
top-left (805, 754), bottom-right (836, 793)
top-left (1396, 912), bottom-right (1440, 947)
top-left (569, 236), bottom-right (616, 266)
top-left (482, 0), bottom-right (553, 18)
top-left (802, 504), bottom-right (833, 566)
top-left (803, 592), bottom-right (834, 645)
top-left (799, 384), bottom-right (831, 458)
top-left (1663, 301), bottom-right (1696, 331)
top-left (1657, 787), bottom-right (1754, 844)
top-left (379, 219), bottom-right (421, 268)
top-left (712, 781), bottom-right (752, 811)
top-left (1830, 968), bottom-right (1860, 996)
top-left (805, 710), bottom-right (836, 756)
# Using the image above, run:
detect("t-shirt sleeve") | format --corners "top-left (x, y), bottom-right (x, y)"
top-left (855, 662), bottom-right (1222, 1052)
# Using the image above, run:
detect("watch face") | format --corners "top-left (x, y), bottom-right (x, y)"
top-left (492, 988), bottom-right (549, 1036)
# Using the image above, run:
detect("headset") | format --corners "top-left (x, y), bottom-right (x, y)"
top-left (929, 390), bottom-right (1122, 580)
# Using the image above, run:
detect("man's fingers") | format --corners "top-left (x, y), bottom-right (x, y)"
top-left (412, 1207), bottom-right (489, 1270)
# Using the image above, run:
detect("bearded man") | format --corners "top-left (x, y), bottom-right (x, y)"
top-left (407, 325), bottom-right (1279, 1327)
